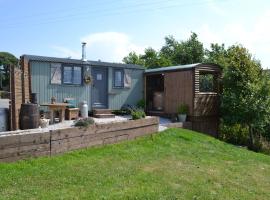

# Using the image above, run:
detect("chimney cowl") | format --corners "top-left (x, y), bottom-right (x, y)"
top-left (81, 42), bottom-right (87, 61)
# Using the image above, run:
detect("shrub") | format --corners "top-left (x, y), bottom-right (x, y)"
top-left (131, 109), bottom-right (146, 120)
top-left (219, 123), bottom-right (270, 153)
top-left (136, 99), bottom-right (145, 109)
top-left (177, 104), bottom-right (189, 114)
top-left (121, 104), bottom-right (137, 115)
top-left (74, 118), bottom-right (94, 128)
top-left (112, 109), bottom-right (129, 115)
top-left (219, 123), bottom-right (249, 146)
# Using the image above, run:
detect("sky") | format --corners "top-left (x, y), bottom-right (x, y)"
top-left (0, 0), bottom-right (270, 68)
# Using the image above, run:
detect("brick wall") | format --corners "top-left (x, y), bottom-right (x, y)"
top-left (20, 56), bottom-right (31, 103)
top-left (9, 56), bottom-right (31, 130)
top-left (10, 66), bottom-right (23, 130)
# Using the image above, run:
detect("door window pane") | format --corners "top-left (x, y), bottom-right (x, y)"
top-left (97, 73), bottom-right (102, 80)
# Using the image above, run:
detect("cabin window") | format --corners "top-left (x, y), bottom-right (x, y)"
top-left (50, 63), bottom-right (62, 84)
top-left (199, 73), bottom-right (215, 92)
top-left (63, 66), bottom-right (73, 84)
top-left (63, 66), bottom-right (82, 85)
top-left (73, 67), bottom-right (82, 84)
top-left (113, 69), bottom-right (124, 88)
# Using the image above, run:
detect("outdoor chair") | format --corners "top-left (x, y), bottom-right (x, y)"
top-left (64, 98), bottom-right (79, 120)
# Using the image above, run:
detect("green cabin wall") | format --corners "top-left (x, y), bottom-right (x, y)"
top-left (30, 61), bottom-right (143, 110)
top-left (107, 67), bottom-right (143, 109)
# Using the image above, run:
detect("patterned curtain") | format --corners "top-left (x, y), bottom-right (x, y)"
top-left (124, 69), bottom-right (132, 88)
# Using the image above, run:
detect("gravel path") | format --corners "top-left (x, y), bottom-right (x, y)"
top-left (1, 110), bottom-right (170, 135)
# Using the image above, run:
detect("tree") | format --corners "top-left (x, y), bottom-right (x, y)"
top-left (179, 32), bottom-right (204, 64)
top-left (123, 48), bottom-right (171, 68)
top-left (140, 48), bottom-right (159, 67)
top-left (122, 52), bottom-right (144, 66)
top-left (160, 32), bottom-right (204, 65)
top-left (204, 43), bottom-right (228, 68)
top-left (140, 48), bottom-right (171, 68)
top-left (123, 32), bottom-right (204, 68)
top-left (0, 52), bottom-right (18, 89)
top-left (159, 35), bottom-right (179, 64)
top-left (221, 45), bottom-right (270, 150)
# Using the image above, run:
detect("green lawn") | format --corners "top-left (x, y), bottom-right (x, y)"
top-left (1, 128), bottom-right (270, 200)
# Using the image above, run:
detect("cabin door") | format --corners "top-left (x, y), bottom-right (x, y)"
top-left (91, 67), bottom-right (108, 109)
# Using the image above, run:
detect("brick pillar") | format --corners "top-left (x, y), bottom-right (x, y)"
top-left (20, 56), bottom-right (31, 103)
top-left (10, 65), bottom-right (23, 130)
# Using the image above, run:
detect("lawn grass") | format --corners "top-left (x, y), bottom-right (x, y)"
top-left (0, 128), bottom-right (270, 200)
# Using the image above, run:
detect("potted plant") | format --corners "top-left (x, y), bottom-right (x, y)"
top-left (177, 104), bottom-right (189, 122)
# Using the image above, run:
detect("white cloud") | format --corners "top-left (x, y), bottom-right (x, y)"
top-left (52, 32), bottom-right (145, 62)
top-left (198, 9), bottom-right (270, 68)
top-left (81, 32), bottom-right (145, 62)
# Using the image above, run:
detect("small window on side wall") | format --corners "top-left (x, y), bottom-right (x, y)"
top-left (50, 63), bottom-right (62, 84)
top-left (114, 69), bottom-right (124, 88)
top-left (199, 73), bottom-right (215, 92)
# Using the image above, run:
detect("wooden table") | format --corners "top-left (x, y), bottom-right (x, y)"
top-left (40, 103), bottom-right (69, 124)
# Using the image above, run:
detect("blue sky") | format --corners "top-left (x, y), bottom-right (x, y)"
top-left (1, 0), bottom-right (270, 68)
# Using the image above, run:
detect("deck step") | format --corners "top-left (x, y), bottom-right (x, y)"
top-left (93, 114), bottom-right (115, 118)
top-left (93, 109), bottom-right (113, 115)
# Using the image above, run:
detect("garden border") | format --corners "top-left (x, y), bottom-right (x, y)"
top-left (0, 117), bottom-right (159, 162)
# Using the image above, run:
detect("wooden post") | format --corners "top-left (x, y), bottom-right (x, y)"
top-left (144, 74), bottom-right (146, 111)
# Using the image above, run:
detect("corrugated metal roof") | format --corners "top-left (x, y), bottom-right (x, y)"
top-left (22, 54), bottom-right (144, 70)
top-left (145, 63), bottom-right (201, 73)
